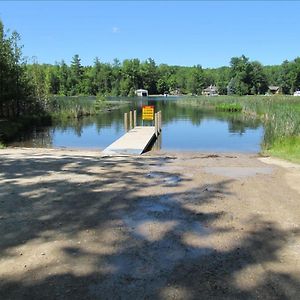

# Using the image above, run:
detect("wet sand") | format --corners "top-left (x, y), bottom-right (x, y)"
top-left (0, 148), bottom-right (300, 299)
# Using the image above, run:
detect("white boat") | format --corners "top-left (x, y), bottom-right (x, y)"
top-left (294, 90), bottom-right (300, 96)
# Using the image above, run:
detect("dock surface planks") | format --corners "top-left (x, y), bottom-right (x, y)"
top-left (103, 126), bottom-right (156, 155)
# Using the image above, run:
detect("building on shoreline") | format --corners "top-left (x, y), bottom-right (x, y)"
top-left (135, 89), bottom-right (148, 97)
top-left (202, 85), bottom-right (219, 96)
top-left (268, 86), bottom-right (281, 95)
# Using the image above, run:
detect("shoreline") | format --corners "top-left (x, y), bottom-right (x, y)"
top-left (1, 146), bottom-right (261, 157)
top-left (0, 144), bottom-right (300, 165)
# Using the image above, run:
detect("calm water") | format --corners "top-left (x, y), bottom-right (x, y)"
top-left (9, 97), bottom-right (264, 152)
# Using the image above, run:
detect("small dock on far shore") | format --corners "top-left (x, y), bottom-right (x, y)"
top-left (103, 110), bottom-right (162, 155)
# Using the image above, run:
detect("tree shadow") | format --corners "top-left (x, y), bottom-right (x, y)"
top-left (0, 152), bottom-right (299, 299)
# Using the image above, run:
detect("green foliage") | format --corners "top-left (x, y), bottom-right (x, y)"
top-left (266, 58), bottom-right (300, 95)
top-left (187, 65), bottom-right (205, 95)
top-left (58, 60), bottom-right (70, 95)
top-left (0, 20), bottom-right (32, 118)
top-left (140, 58), bottom-right (157, 94)
top-left (26, 61), bottom-right (50, 104)
top-left (24, 53), bottom-right (298, 98)
top-left (228, 55), bottom-right (268, 95)
top-left (265, 136), bottom-right (300, 163)
top-left (94, 94), bottom-right (107, 110)
top-left (69, 54), bottom-right (84, 95)
top-left (215, 103), bottom-right (242, 112)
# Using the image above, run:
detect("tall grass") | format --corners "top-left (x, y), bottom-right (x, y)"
top-left (0, 96), bottom-right (123, 144)
top-left (49, 96), bottom-right (98, 118)
top-left (266, 136), bottom-right (300, 163)
top-left (215, 103), bottom-right (242, 112)
top-left (49, 95), bottom-right (121, 120)
top-left (178, 95), bottom-right (300, 161)
top-left (240, 96), bottom-right (300, 147)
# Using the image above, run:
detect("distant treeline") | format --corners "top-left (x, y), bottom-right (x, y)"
top-left (26, 54), bottom-right (300, 98)
top-left (1, 19), bottom-right (300, 119)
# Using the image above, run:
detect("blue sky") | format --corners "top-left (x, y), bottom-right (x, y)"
top-left (1, 1), bottom-right (299, 67)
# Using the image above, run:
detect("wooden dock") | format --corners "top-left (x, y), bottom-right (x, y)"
top-left (102, 126), bottom-right (156, 155)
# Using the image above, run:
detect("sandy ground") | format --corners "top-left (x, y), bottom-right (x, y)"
top-left (0, 148), bottom-right (300, 300)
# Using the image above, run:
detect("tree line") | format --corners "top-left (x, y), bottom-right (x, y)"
top-left (26, 54), bottom-right (300, 97)
top-left (1, 19), bottom-right (300, 119)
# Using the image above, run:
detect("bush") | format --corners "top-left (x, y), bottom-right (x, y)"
top-left (215, 103), bottom-right (243, 112)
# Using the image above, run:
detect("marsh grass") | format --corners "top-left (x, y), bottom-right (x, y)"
top-left (49, 95), bottom-right (122, 120)
top-left (215, 103), bottom-right (242, 112)
top-left (179, 95), bottom-right (300, 162)
top-left (0, 96), bottom-right (123, 144)
top-left (265, 136), bottom-right (300, 163)
top-left (49, 96), bottom-right (98, 118)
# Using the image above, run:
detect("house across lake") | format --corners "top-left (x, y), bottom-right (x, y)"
top-left (268, 86), bottom-right (281, 95)
top-left (135, 89), bottom-right (148, 97)
top-left (202, 85), bottom-right (219, 96)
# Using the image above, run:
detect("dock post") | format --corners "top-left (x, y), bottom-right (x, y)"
top-left (133, 110), bottom-right (137, 128)
top-left (157, 130), bottom-right (162, 149)
top-left (129, 111), bottom-right (133, 130)
top-left (124, 113), bottom-right (128, 132)
top-left (160, 111), bottom-right (162, 132)
top-left (158, 111), bottom-right (161, 132)
top-left (157, 112), bottom-right (159, 134)
top-left (155, 113), bottom-right (158, 137)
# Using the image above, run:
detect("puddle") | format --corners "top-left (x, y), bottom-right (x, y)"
top-left (203, 167), bottom-right (273, 179)
top-left (146, 171), bottom-right (181, 186)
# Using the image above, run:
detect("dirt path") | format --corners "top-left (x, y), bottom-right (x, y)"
top-left (0, 148), bottom-right (299, 299)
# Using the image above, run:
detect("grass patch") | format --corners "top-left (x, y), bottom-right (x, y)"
top-left (0, 142), bottom-right (6, 149)
top-left (264, 136), bottom-right (300, 163)
top-left (49, 95), bottom-right (121, 119)
top-left (215, 103), bottom-right (242, 112)
top-left (49, 96), bottom-right (98, 118)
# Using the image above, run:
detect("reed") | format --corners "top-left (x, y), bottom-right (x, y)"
top-left (215, 103), bottom-right (242, 112)
top-left (49, 96), bottom-right (98, 118)
top-left (179, 95), bottom-right (300, 162)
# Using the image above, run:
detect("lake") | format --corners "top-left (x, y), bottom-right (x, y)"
top-left (8, 97), bottom-right (264, 152)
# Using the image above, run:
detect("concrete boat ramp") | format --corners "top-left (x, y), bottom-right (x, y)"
top-left (103, 126), bottom-right (156, 155)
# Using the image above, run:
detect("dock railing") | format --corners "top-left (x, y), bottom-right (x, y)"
top-left (124, 110), bottom-right (161, 136)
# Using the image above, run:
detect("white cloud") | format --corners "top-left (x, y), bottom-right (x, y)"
top-left (112, 26), bottom-right (120, 33)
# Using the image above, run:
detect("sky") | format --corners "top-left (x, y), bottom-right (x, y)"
top-left (1, 1), bottom-right (300, 68)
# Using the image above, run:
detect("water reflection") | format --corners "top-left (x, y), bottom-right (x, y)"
top-left (9, 97), bottom-right (264, 152)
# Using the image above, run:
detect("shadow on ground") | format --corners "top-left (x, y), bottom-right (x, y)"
top-left (0, 153), bottom-right (299, 299)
